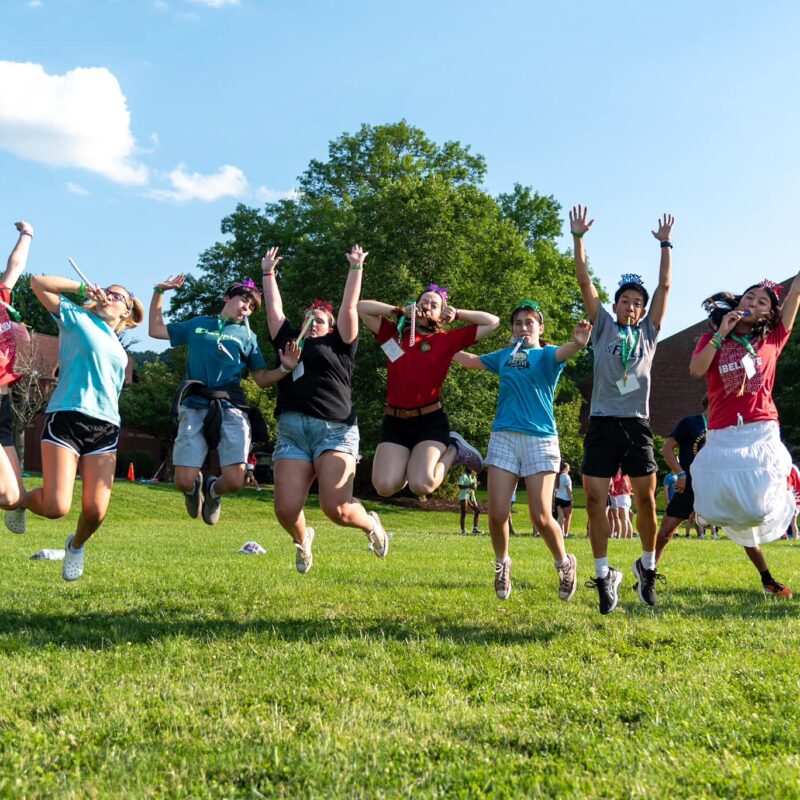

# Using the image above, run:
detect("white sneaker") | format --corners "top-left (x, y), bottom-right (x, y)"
top-left (295, 527), bottom-right (315, 574)
top-left (62, 535), bottom-right (85, 582)
top-left (366, 511), bottom-right (389, 559)
top-left (4, 508), bottom-right (26, 534)
top-left (494, 557), bottom-right (512, 600)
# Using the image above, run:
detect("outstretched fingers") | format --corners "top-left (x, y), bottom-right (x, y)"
top-left (262, 247), bottom-right (282, 272)
top-left (569, 205), bottom-right (594, 235)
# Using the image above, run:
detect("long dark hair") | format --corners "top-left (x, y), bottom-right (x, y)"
top-left (702, 286), bottom-right (779, 342)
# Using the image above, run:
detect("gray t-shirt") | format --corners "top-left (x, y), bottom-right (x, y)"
top-left (589, 306), bottom-right (658, 418)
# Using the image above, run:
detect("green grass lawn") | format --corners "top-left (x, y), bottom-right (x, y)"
top-left (1, 480), bottom-right (799, 798)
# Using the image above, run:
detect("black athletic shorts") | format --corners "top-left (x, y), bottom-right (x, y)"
top-left (0, 394), bottom-right (13, 447)
top-left (379, 408), bottom-right (450, 450)
top-left (581, 416), bottom-right (657, 478)
top-left (42, 411), bottom-right (120, 457)
top-left (554, 497), bottom-right (572, 510)
top-left (665, 475), bottom-right (695, 521)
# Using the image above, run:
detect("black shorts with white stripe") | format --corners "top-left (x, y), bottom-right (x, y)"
top-left (42, 411), bottom-right (120, 457)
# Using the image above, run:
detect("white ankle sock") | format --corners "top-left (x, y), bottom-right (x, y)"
top-left (555, 557), bottom-right (569, 570)
top-left (641, 550), bottom-right (656, 571)
top-left (594, 557), bottom-right (609, 578)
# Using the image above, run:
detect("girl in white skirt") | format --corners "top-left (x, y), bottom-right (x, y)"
top-left (454, 300), bottom-right (591, 603)
top-left (689, 278), bottom-right (800, 597)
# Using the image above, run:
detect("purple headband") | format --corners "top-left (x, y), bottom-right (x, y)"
top-left (230, 278), bottom-right (261, 294)
top-left (423, 284), bottom-right (448, 302)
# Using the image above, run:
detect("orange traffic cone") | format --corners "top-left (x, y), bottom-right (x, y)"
top-left (127, 462), bottom-right (135, 481)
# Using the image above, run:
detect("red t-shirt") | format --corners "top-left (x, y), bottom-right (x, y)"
top-left (609, 473), bottom-right (631, 496)
top-left (694, 321), bottom-right (791, 430)
top-left (0, 287), bottom-right (20, 387)
top-left (376, 316), bottom-right (478, 409)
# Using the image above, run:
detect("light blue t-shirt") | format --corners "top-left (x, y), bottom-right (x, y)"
top-left (480, 344), bottom-right (565, 438)
top-left (168, 315), bottom-right (267, 408)
top-left (46, 298), bottom-right (128, 426)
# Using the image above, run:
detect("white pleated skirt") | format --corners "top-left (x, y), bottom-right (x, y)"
top-left (690, 420), bottom-right (794, 547)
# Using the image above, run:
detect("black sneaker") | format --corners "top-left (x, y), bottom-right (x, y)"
top-left (632, 558), bottom-right (665, 606)
top-left (184, 473), bottom-right (204, 519)
top-left (202, 475), bottom-right (222, 525)
top-left (585, 567), bottom-right (622, 615)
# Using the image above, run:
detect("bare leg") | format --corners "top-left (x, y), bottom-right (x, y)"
top-left (487, 467), bottom-right (517, 561)
top-left (524, 472), bottom-right (567, 562)
top-left (406, 441), bottom-right (450, 497)
top-left (22, 442), bottom-right (78, 519)
top-left (273, 459), bottom-right (316, 542)
top-left (0, 444), bottom-right (24, 508)
top-left (372, 442), bottom-right (411, 496)
top-left (584, 475), bottom-right (613, 558)
top-left (630, 473), bottom-right (658, 553)
top-left (72, 453), bottom-right (116, 548)
top-left (315, 451), bottom-right (374, 533)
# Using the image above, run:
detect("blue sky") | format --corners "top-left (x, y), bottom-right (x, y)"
top-left (2, 0), bottom-right (799, 350)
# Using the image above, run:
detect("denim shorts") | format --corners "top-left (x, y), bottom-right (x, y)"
top-left (173, 405), bottom-right (251, 468)
top-left (273, 412), bottom-right (360, 463)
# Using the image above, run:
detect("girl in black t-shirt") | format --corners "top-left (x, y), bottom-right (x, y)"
top-left (261, 245), bottom-right (389, 574)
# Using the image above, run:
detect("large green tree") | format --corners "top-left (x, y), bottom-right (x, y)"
top-left (168, 121), bottom-right (597, 457)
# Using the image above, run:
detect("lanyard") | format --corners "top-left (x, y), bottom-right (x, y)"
top-left (618, 325), bottom-right (640, 374)
top-left (729, 333), bottom-right (757, 360)
top-left (216, 316), bottom-right (234, 360)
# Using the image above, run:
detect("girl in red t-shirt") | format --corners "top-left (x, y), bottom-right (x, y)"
top-left (689, 277), bottom-right (800, 596)
top-left (0, 221), bottom-right (34, 535)
top-left (358, 286), bottom-right (498, 498)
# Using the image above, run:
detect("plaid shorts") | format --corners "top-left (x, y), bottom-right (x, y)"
top-left (485, 430), bottom-right (561, 477)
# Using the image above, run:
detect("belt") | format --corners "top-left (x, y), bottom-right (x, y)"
top-left (384, 401), bottom-right (442, 419)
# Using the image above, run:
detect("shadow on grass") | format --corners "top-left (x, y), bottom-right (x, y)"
top-left (0, 610), bottom-right (566, 651)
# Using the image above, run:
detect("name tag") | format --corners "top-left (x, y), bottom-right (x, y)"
top-left (741, 354), bottom-right (756, 379)
top-left (616, 375), bottom-right (641, 395)
top-left (381, 338), bottom-right (405, 362)
top-left (292, 362), bottom-right (305, 381)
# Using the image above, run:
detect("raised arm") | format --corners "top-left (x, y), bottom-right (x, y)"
top-left (781, 270), bottom-right (800, 331)
top-left (452, 351), bottom-right (487, 370)
top-left (646, 214), bottom-right (675, 331)
top-left (30, 275), bottom-right (95, 316)
top-left (569, 205), bottom-right (600, 322)
top-left (442, 307), bottom-right (500, 341)
top-left (357, 299), bottom-right (396, 335)
top-left (149, 274), bottom-right (186, 340)
top-left (338, 244), bottom-right (367, 344)
top-left (555, 320), bottom-right (592, 363)
top-left (2, 221), bottom-right (34, 289)
top-left (251, 340), bottom-right (301, 388)
top-left (261, 247), bottom-right (286, 340)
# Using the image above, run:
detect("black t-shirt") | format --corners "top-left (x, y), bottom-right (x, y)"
top-left (272, 318), bottom-right (358, 424)
top-left (669, 413), bottom-right (707, 470)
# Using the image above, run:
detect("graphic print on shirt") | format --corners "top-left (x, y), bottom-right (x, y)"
top-left (505, 350), bottom-right (530, 369)
top-left (718, 344), bottom-right (763, 397)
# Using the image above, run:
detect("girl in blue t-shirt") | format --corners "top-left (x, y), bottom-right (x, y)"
top-left (20, 274), bottom-right (145, 582)
top-left (454, 300), bottom-right (591, 603)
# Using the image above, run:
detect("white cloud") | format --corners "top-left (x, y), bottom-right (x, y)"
top-left (67, 182), bottom-right (89, 196)
top-left (148, 164), bottom-right (249, 203)
top-left (28, 1), bottom-right (44, 8)
top-left (255, 186), bottom-right (301, 203)
top-left (189, 0), bottom-right (240, 7)
top-left (0, 61), bottom-right (147, 185)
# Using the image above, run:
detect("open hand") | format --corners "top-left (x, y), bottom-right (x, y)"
top-left (262, 247), bottom-right (282, 273)
top-left (345, 244), bottom-right (368, 268)
top-left (572, 319), bottom-right (592, 347)
top-left (280, 340), bottom-right (301, 371)
top-left (651, 214), bottom-right (675, 242)
top-left (155, 274), bottom-right (186, 293)
top-left (569, 205), bottom-right (594, 237)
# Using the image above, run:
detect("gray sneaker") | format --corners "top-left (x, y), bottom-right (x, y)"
top-left (494, 557), bottom-right (512, 600)
top-left (295, 527), bottom-right (315, 574)
top-left (4, 508), bottom-right (26, 534)
top-left (201, 475), bottom-right (222, 525)
top-left (366, 511), bottom-right (389, 559)
top-left (449, 432), bottom-right (483, 473)
top-left (62, 535), bottom-right (85, 582)
top-left (184, 473), bottom-right (204, 519)
top-left (557, 553), bottom-right (578, 601)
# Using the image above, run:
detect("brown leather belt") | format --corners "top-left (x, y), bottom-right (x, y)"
top-left (384, 401), bottom-right (442, 419)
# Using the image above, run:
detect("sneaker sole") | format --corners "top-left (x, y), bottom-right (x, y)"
top-left (601, 569), bottom-right (623, 615)
top-left (631, 559), bottom-right (657, 606)
top-left (4, 510), bottom-right (26, 534)
top-left (559, 554), bottom-right (578, 602)
top-left (296, 528), bottom-right (315, 574)
top-left (367, 511), bottom-right (389, 559)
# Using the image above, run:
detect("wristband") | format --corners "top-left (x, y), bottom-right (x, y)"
top-left (19, 231), bottom-right (32, 238)
top-left (676, 471), bottom-right (686, 478)
top-left (349, 265), bottom-right (363, 270)
top-left (262, 272), bottom-right (274, 277)
top-left (710, 332), bottom-right (725, 350)
top-left (77, 282), bottom-right (87, 301)
top-left (572, 231), bottom-right (584, 239)
top-left (660, 241), bottom-right (673, 248)
top-left (278, 363), bottom-right (292, 374)
top-left (153, 286), bottom-right (165, 295)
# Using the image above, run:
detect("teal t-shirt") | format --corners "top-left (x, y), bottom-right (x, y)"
top-left (46, 298), bottom-right (128, 426)
top-left (168, 315), bottom-right (267, 408)
top-left (479, 344), bottom-right (565, 438)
